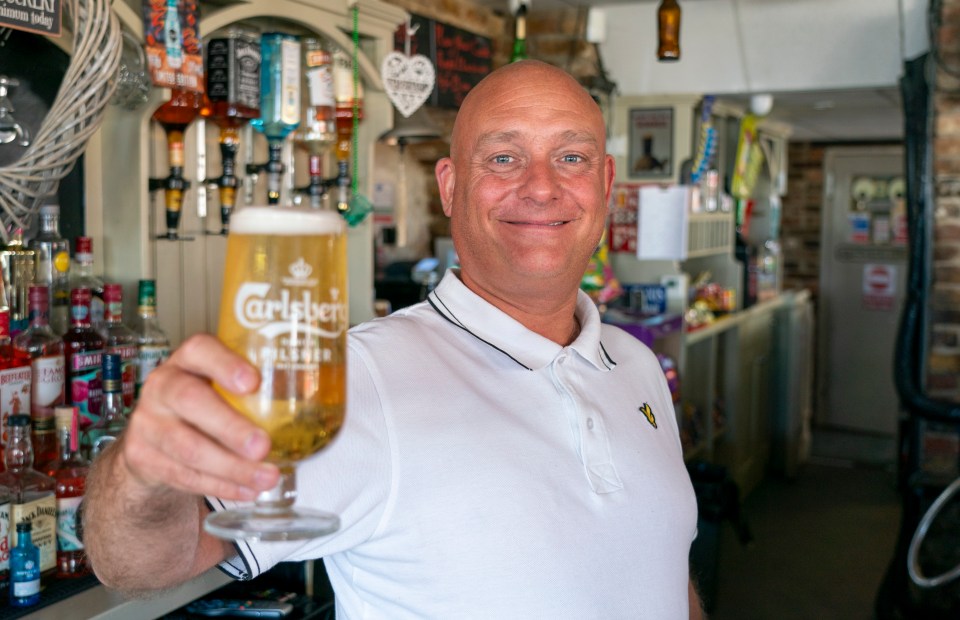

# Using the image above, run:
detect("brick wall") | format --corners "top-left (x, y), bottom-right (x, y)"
top-left (781, 143), bottom-right (826, 296)
top-left (930, 0), bottom-right (960, 400)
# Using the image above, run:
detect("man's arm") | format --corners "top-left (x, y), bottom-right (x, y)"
top-left (82, 334), bottom-right (280, 594)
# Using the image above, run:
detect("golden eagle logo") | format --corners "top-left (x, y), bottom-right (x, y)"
top-left (639, 403), bottom-right (657, 429)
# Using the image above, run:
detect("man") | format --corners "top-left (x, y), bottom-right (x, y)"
top-left (83, 60), bottom-right (701, 618)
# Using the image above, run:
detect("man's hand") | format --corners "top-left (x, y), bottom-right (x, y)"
top-left (121, 333), bottom-right (280, 500)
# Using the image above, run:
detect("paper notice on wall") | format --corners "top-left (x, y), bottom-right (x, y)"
top-left (862, 263), bottom-right (897, 311)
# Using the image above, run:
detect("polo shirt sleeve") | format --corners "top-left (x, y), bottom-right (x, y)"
top-left (214, 342), bottom-right (393, 579)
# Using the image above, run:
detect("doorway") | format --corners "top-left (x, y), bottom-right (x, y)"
top-left (818, 146), bottom-right (906, 436)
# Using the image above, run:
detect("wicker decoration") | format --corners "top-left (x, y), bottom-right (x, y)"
top-left (0, 0), bottom-right (121, 240)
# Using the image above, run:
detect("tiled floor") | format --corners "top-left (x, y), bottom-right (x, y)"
top-left (706, 431), bottom-right (903, 620)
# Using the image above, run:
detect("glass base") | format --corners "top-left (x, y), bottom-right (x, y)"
top-left (204, 507), bottom-right (340, 542)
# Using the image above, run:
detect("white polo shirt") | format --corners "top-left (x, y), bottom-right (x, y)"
top-left (214, 270), bottom-right (698, 619)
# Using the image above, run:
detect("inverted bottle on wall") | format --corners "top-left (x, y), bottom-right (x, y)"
top-left (251, 33), bottom-right (301, 206)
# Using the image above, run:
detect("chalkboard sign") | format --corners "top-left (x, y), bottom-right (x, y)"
top-left (394, 15), bottom-right (492, 109)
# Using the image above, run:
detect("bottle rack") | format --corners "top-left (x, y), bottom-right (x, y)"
top-left (86, 0), bottom-right (406, 347)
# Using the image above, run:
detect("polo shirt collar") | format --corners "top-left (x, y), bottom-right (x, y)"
top-left (427, 270), bottom-right (617, 372)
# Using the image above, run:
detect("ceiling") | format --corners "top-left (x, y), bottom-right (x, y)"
top-left (474, 0), bottom-right (906, 142)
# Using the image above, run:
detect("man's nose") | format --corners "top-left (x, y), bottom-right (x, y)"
top-left (518, 157), bottom-right (560, 203)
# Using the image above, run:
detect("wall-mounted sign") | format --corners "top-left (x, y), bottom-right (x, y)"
top-left (394, 14), bottom-right (492, 109)
top-left (862, 263), bottom-right (897, 311)
top-left (0, 0), bottom-right (62, 37)
top-left (141, 0), bottom-right (203, 91)
top-left (628, 108), bottom-right (673, 179)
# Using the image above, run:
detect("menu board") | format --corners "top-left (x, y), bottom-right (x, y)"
top-left (394, 14), bottom-right (492, 109)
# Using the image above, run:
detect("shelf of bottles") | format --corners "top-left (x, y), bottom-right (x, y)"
top-left (146, 21), bottom-right (366, 242)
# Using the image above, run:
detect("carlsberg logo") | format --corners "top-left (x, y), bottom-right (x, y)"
top-left (235, 283), bottom-right (347, 340)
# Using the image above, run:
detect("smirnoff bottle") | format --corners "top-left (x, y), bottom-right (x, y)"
top-left (82, 354), bottom-right (126, 461)
top-left (12, 286), bottom-right (64, 473)
top-left (98, 284), bottom-right (137, 414)
top-left (295, 38), bottom-right (336, 208)
top-left (69, 237), bottom-right (105, 328)
top-left (63, 288), bottom-right (104, 428)
top-left (48, 406), bottom-right (89, 578)
top-left (28, 205), bottom-right (70, 335)
top-left (0, 414), bottom-right (56, 583)
top-left (134, 280), bottom-right (170, 398)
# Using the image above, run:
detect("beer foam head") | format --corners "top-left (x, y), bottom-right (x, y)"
top-left (231, 206), bottom-right (345, 235)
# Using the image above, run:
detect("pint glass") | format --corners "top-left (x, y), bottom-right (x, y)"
top-left (204, 205), bottom-right (347, 541)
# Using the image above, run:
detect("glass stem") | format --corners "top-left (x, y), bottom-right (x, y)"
top-left (255, 464), bottom-right (297, 512)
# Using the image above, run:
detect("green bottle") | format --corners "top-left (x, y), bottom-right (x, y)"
top-left (510, 3), bottom-right (528, 62)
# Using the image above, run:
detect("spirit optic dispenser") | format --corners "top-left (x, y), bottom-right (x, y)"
top-left (249, 33), bottom-right (301, 206)
top-left (149, 88), bottom-right (208, 239)
top-left (204, 30), bottom-right (261, 233)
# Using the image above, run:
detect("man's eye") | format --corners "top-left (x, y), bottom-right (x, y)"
top-left (493, 154), bottom-right (514, 164)
top-left (562, 154), bottom-right (584, 163)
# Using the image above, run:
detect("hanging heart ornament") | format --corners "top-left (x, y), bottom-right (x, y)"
top-left (381, 51), bottom-right (435, 118)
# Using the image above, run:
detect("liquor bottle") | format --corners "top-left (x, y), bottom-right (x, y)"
top-left (152, 88), bottom-right (208, 239)
top-left (70, 237), bottom-right (106, 329)
top-left (8, 521), bottom-right (39, 607)
top-left (99, 284), bottom-right (138, 414)
top-left (0, 306), bottom-right (33, 454)
top-left (134, 280), bottom-right (170, 398)
top-left (251, 33), bottom-right (301, 205)
top-left (0, 228), bottom-right (35, 338)
top-left (28, 204), bottom-right (70, 336)
top-left (0, 483), bottom-right (10, 596)
top-left (510, 3), bottom-right (528, 62)
top-left (12, 286), bottom-right (64, 473)
top-left (657, 0), bottom-right (681, 61)
top-left (205, 30), bottom-right (261, 234)
top-left (295, 38), bottom-right (336, 208)
top-left (333, 47), bottom-right (363, 214)
top-left (1, 414), bottom-right (57, 583)
top-left (49, 406), bottom-right (88, 578)
top-left (82, 354), bottom-right (126, 461)
top-left (63, 288), bottom-right (104, 428)
top-left (164, 0), bottom-right (183, 70)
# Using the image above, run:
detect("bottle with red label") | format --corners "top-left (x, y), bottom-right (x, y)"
top-left (63, 288), bottom-right (104, 429)
top-left (0, 307), bottom-right (32, 466)
top-left (12, 287), bottom-right (64, 473)
top-left (47, 406), bottom-right (89, 578)
top-left (97, 284), bottom-right (137, 414)
top-left (69, 237), bottom-right (105, 329)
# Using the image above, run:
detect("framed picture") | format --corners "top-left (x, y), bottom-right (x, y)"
top-left (628, 108), bottom-right (674, 179)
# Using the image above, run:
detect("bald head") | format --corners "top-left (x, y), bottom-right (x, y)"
top-left (450, 60), bottom-right (605, 159)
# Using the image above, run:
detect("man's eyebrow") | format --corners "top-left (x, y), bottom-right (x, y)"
top-left (474, 129), bottom-right (600, 149)
top-left (475, 131), bottom-right (521, 148)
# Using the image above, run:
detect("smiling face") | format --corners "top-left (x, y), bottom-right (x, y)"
top-left (436, 61), bottom-right (615, 313)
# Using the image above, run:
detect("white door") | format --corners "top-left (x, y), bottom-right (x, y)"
top-left (818, 146), bottom-right (906, 435)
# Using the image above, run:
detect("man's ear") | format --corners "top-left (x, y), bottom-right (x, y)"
top-left (436, 157), bottom-right (455, 217)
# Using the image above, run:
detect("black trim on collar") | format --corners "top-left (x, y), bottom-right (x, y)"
top-left (599, 341), bottom-right (617, 369)
top-left (427, 294), bottom-right (533, 371)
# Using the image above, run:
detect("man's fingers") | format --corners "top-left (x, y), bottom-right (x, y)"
top-left (164, 333), bottom-right (259, 396)
top-left (123, 412), bottom-right (279, 499)
top-left (140, 353), bottom-right (269, 462)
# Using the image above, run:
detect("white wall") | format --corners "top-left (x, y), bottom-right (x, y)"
top-left (599, 0), bottom-right (930, 97)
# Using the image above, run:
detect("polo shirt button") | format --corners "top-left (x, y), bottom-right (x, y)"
top-left (586, 417), bottom-right (595, 430)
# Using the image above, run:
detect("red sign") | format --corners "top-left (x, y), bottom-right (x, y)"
top-left (862, 263), bottom-right (897, 311)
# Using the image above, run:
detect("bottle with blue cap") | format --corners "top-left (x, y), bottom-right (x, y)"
top-left (9, 520), bottom-right (40, 607)
top-left (81, 353), bottom-right (127, 461)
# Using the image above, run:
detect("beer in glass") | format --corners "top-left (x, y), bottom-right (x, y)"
top-left (204, 205), bottom-right (347, 541)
